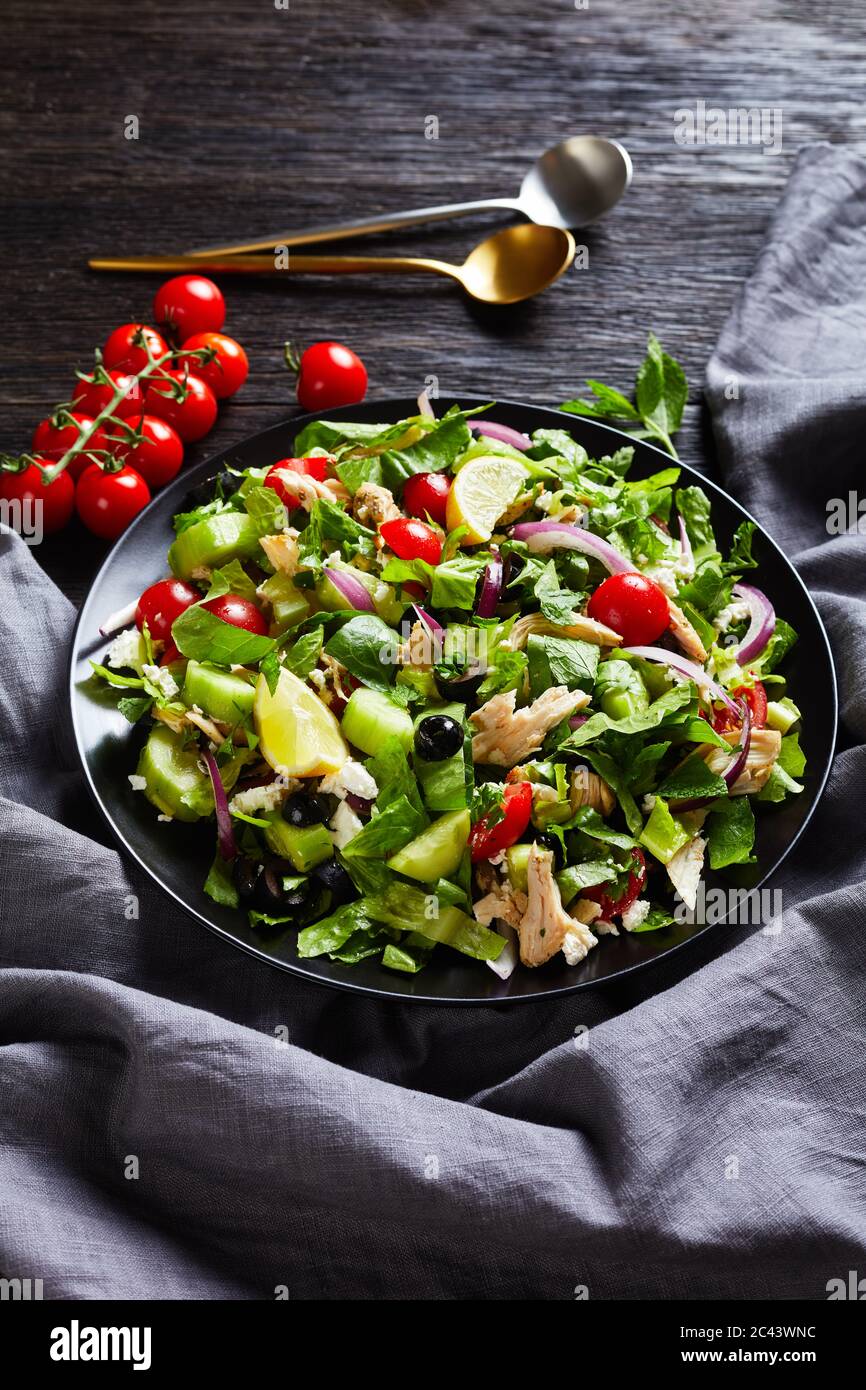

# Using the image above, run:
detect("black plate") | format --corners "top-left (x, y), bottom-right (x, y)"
top-left (68, 398), bottom-right (837, 1004)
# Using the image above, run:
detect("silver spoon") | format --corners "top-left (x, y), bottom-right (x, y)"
top-left (186, 135), bottom-right (632, 257)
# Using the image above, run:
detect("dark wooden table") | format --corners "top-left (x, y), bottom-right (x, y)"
top-left (3, 0), bottom-right (863, 606)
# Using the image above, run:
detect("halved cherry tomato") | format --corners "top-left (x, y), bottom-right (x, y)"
top-left (143, 370), bottom-right (217, 443)
top-left (153, 275), bottom-right (226, 340)
top-left (587, 572), bottom-right (669, 645)
top-left (712, 681), bottom-right (768, 736)
top-left (32, 413), bottom-right (97, 479)
top-left (109, 414), bottom-right (184, 489)
top-left (469, 781), bottom-right (533, 863)
top-left (201, 593), bottom-right (268, 635)
top-left (584, 848), bottom-right (647, 921)
top-left (135, 579), bottom-right (201, 642)
top-left (380, 516), bottom-right (442, 565)
top-left (0, 461), bottom-right (75, 534)
top-left (296, 341), bottom-right (367, 412)
top-left (102, 323), bottom-right (169, 374)
top-left (160, 641), bottom-right (182, 666)
top-left (403, 471), bottom-right (451, 527)
top-left (178, 331), bottom-right (248, 400)
top-left (73, 370), bottom-right (143, 421)
top-left (264, 457), bottom-right (330, 510)
top-left (75, 463), bottom-right (151, 540)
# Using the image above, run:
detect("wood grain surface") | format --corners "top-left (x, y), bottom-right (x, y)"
top-left (2, 0), bottom-right (864, 605)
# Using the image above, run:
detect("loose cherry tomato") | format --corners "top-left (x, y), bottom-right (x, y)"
top-left (178, 331), bottom-right (248, 400)
top-left (403, 471), bottom-right (451, 527)
top-left (143, 370), bottom-right (217, 443)
top-left (587, 572), bottom-right (669, 645)
top-left (296, 341), bottom-right (367, 412)
top-left (73, 370), bottom-right (143, 420)
top-left (0, 461), bottom-right (74, 534)
top-left (102, 323), bottom-right (169, 374)
top-left (584, 848), bottom-right (647, 921)
top-left (201, 593), bottom-right (268, 635)
top-left (32, 413), bottom-right (98, 479)
top-left (264, 457), bottom-right (330, 509)
top-left (712, 681), bottom-right (768, 736)
top-left (380, 516), bottom-right (442, 565)
top-left (109, 414), bottom-right (184, 489)
top-left (469, 781), bottom-right (533, 863)
top-left (135, 578), bottom-right (201, 642)
top-left (153, 275), bottom-right (226, 340)
top-left (75, 463), bottom-right (151, 540)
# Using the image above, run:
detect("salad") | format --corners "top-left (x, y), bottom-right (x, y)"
top-left (93, 403), bottom-right (805, 979)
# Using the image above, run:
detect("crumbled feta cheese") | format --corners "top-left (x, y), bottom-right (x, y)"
top-left (106, 627), bottom-right (144, 672)
top-left (621, 898), bottom-right (651, 932)
top-left (487, 849), bottom-right (507, 867)
top-left (641, 793), bottom-right (657, 815)
top-left (142, 663), bottom-right (179, 699)
top-left (128, 774), bottom-right (147, 792)
top-left (330, 799), bottom-right (364, 848)
top-left (535, 489), bottom-right (554, 513)
top-left (230, 781), bottom-right (289, 816)
top-left (644, 546), bottom-right (695, 598)
top-left (308, 668), bottom-right (326, 690)
top-left (562, 922), bottom-right (599, 965)
top-left (318, 758), bottom-right (378, 801)
top-left (594, 919), bottom-right (620, 936)
top-left (324, 550), bottom-right (342, 567)
top-left (157, 813), bottom-right (173, 823)
top-left (713, 598), bottom-right (751, 633)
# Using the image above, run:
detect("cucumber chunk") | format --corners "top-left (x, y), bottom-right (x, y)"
top-left (341, 687), bottom-right (414, 755)
top-left (262, 813), bottom-right (333, 871)
top-left (257, 572), bottom-right (310, 629)
top-left (136, 724), bottom-right (213, 822)
top-left (169, 512), bottom-right (261, 580)
top-left (182, 660), bottom-right (255, 726)
top-left (316, 564), bottom-right (404, 626)
top-left (412, 701), bottom-right (468, 812)
top-left (386, 809), bottom-right (470, 882)
top-left (506, 843), bottom-right (532, 893)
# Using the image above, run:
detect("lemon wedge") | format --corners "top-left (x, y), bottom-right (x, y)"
top-left (254, 668), bottom-right (348, 778)
top-left (445, 454), bottom-right (528, 543)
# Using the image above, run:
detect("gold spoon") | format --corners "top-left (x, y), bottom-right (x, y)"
top-left (89, 225), bottom-right (576, 306)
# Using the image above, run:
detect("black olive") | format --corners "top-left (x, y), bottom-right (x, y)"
top-left (534, 831), bottom-right (565, 870)
top-left (183, 470), bottom-right (242, 510)
top-left (311, 859), bottom-right (357, 908)
top-left (504, 551), bottom-right (525, 586)
top-left (282, 792), bottom-right (329, 827)
top-left (253, 864), bottom-right (288, 914)
top-left (434, 662), bottom-right (487, 703)
top-left (232, 855), bottom-right (261, 902)
top-left (415, 714), bottom-right (463, 761)
top-left (281, 885), bottom-right (310, 913)
top-left (215, 469), bottom-right (243, 497)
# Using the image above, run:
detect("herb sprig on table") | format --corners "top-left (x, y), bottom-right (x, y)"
top-left (561, 332), bottom-right (687, 459)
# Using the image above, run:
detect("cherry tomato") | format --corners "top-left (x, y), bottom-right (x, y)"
top-left (587, 572), bottom-right (670, 645)
top-left (380, 517), bottom-right (442, 565)
top-left (296, 341), bottom-right (367, 412)
top-left (160, 641), bottom-right (182, 666)
top-left (102, 323), bottom-right (169, 374)
top-left (75, 463), bottom-right (151, 540)
top-left (143, 370), bottom-right (217, 443)
top-left (264, 457), bottom-right (330, 509)
top-left (153, 275), bottom-right (226, 340)
top-left (403, 471), bottom-right (451, 527)
top-left (469, 782), bottom-right (533, 862)
top-left (73, 370), bottom-right (143, 420)
top-left (177, 331), bottom-right (248, 400)
top-left (135, 578), bottom-right (200, 642)
top-left (0, 461), bottom-right (74, 534)
top-left (201, 593), bottom-right (268, 635)
top-left (712, 681), bottom-right (768, 736)
top-left (584, 849), bottom-right (647, 921)
top-left (32, 413), bottom-right (98, 480)
top-left (109, 414), bottom-right (184, 489)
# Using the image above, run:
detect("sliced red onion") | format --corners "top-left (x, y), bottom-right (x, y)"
top-left (622, 645), bottom-right (739, 712)
top-left (417, 388), bottom-right (435, 419)
top-left (411, 603), bottom-right (443, 635)
top-left (202, 748), bottom-right (237, 861)
top-left (678, 515), bottom-right (693, 570)
top-left (732, 583), bottom-right (775, 664)
top-left (323, 567), bottom-right (375, 613)
top-left (569, 712), bottom-right (589, 730)
top-left (99, 598), bottom-right (139, 637)
top-left (469, 419), bottom-right (532, 452)
top-left (345, 792), bottom-right (374, 817)
top-left (510, 521), bottom-right (633, 573)
top-left (674, 698), bottom-right (752, 810)
top-left (476, 546), bottom-right (503, 619)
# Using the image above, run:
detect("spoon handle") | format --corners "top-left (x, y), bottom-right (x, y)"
top-left (88, 252), bottom-right (460, 283)
top-left (183, 197), bottom-right (524, 257)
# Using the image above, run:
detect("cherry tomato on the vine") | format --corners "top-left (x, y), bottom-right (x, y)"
top-left (73, 370), bottom-right (143, 421)
top-left (32, 413), bottom-right (97, 479)
top-left (178, 331), bottom-right (248, 400)
top-left (143, 370), bottom-right (217, 443)
top-left (75, 463), bottom-right (151, 540)
top-left (586, 572), bottom-right (670, 646)
top-left (102, 323), bottom-right (169, 374)
top-left (153, 276), bottom-right (226, 340)
top-left (584, 848), bottom-right (647, 921)
top-left (712, 681), bottom-right (768, 736)
top-left (295, 341), bottom-right (367, 412)
top-left (0, 461), bottom-right (75, 534)
top-left (379, 516), bottom-right (442, 565)
top-left (135, 578), bottom-right (200, 643)
top-left (201, 593), bottom-right (268, 635)
top-left (109, 414), bottom-right (184, 489)
top-left (469, 781), bottom-right (533, 863)
top-left (264, 457), bottom-right (330, 510)
top-left (403, 471), bottom-right (451, 527)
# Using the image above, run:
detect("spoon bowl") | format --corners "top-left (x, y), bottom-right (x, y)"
top-left (519, 135), bottom-right (633, 228)
top-left (459, 224), bottom-right (576, 304)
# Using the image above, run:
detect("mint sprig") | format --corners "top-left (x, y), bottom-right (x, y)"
top-left (561, 332), bottom-right (687, 459)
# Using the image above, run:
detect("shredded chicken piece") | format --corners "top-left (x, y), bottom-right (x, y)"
top-left (667, 599), bottom-right (708, 663)
top-left (152, 704), bottom-right (226, 745)
top-left (517, 845), bottom-right (598, 967)
top-left (704, 727), bottom-right (782, 795)
top-left (473, 879), bottom-right (528, 928)
top-left (666, 835), bottom-right (707, 911)
top-left (397, 620), bottom-right (434, 670)
top-left (569, 765), bottom-right (616, 817)
top-left (470, 686), bottom-right (589, 765)
top-left (474, 861), bottom-right (498, 894)
top-left (317, 652), bottom-right (353, 707)
top-left (258, 528), bottom-right (300, 577)
top-left (572, 898), bottom-right (602, 926)
top-left (506, 610), bottom-right (622, 651)
top-left (269, 468), bottom-right (349, 511)
top-left (352, 481), bottom-right (402, 527)
top-left (189, 564), bottom-right (212, 582)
